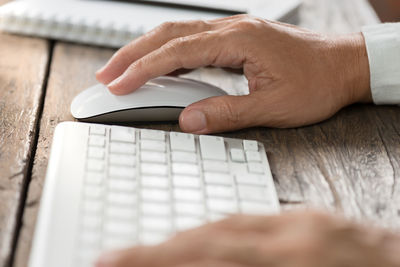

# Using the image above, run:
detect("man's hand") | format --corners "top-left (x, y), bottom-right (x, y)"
top-left (96, 15), bottom-right (371, 134)
top-left (95, 211), bottom-right (400, 267)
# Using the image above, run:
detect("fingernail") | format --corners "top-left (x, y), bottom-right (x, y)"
top-left (180, 109), bottom-right (207, 133)
top-left (108, 76), bottom-right (123, 88)
top-left (96, 65), bottom-right (106, 75)
top-left (95, 252), bottom-right (119, 267)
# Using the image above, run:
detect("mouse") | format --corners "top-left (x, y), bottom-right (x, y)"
top-left (70, 76), bottom-right (227, 122)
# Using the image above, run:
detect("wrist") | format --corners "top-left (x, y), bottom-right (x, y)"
top-left (332, 33), bottom-right (372, 105)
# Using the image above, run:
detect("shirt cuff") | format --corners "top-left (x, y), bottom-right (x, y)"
top-left (361, 23), bottom-right (400, 105)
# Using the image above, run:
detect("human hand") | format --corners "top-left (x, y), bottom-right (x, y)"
top-left (95, 211), bottom-right (400, 267)
top-left (96, 15), bottom-right (371, 134)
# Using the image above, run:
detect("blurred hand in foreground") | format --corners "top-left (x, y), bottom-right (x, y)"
top-left (95, 211), bottom-right (400, 267)
top-left (96, 15), bottom-right (372, 134)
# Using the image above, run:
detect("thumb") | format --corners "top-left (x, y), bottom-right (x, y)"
top-left (179, 95), bottom-right (260, 134)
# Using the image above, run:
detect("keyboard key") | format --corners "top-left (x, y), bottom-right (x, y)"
top-left (172, 163), bottom-right (199, 176)
top-left (102, 237), bottom-right (135, 251)
top-left (248, 163), bottom-right (265, 174)
top-left (105, 206), bottom-right (137, 221)
top-left (230, 148), bottom-right (246, 162)
top-left (75, 248), bottom-right (101, 267)
top-left (140, 129), bottom-right (165, 141)
top-left (110, 126), bottom-right (135, 143)
top-left (84, 186), bottom-right (103, 199)
top-left (208, 213), bottom-right (227, 222)
top-left (206, 185), bottom-right (234, 198)
top-left (87, 159), bottom-right (104, 172)
top-left (141, 217), bottom-right (172, 232)
top-left (107, 192), bottom-right (137, 206)
top-left (236, 173), bottom-right (267, 185)
top-left (109, 154), bottom-right (136, 167)
top-left (109, 166), bottom-right (136, 179)
top-left (245, 151), bottom-right (262, 162)
top-left (82, 200), bottom-right (103, 214)
top-left (171, 151), bottom-right (197, 163)
top-left (141, 175), bottom-right (169, 188)
top-left (141, 202), bottom-right (171, 216)
top-left (109, 179), bottom-right (136, 192)
top-left (240, 201), bottom-right (273, 214)
top-left (141, 188), bottom-right (170, 202)
top-left (207, 198), bottom-right (238, 214)
top-left (174, 202), bottom-right (205, 216)
top-left (80, 230), bottom-right (101, 247)
top-left (82, 215), bottom-right (102, 229)
top-left (85, 172), bottom-right (103, 185)
top-left (238, 185), bottom-right (269, 201)
top-left (141, 163), bottom-right (168, 176)
top-left (202, 161), bottom-right (229, 173)
top-left (89, 136), bottom-right (105, 147)
top-left (170, 132), bottom-right (195, 152)
top-left (199, 135), bottom-right (226, 161)
top-left (110, 143), bottom-right (136, 155)
top-left (88, 147), bottom-right (105, 159)
top-left (172, 175), bottom-right (201, 188)
top-left (140, 151), bottom-right (167, 163)
top-left (204, 172), bottom-right (233, 185)
top-left (90, 125), bottom-right (106, 136)
top-left (104, 221), bottom-right (137, 236)
top-left (141, 140), bottom-right (166, 152)
top-left (139, 232), bottom-right (169, 246)
top-left (174, 188), bottom-right (203, 202)
top-left (175, 216), bottom-right (205, 231)
top-left (243, 140), bottom-right (258, 151)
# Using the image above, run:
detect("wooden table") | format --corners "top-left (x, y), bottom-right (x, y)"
top-left (1, 1), bottom-right (398, 267)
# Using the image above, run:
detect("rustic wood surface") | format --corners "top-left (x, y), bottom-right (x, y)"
top-left (0, 4), bottom-right (50, 265)
top-left (0, 0), bottom-right (397, 267)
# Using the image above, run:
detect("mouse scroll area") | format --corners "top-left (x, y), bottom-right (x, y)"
top-left (78, 107), bottom-right (184, 123)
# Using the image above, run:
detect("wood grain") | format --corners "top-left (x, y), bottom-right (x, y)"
top-left (13, 43), bottom-right (116, 267)
top-left (14, 0), bottom-right (397, 267)
top-left (0, 31), bottom-right (50, 267)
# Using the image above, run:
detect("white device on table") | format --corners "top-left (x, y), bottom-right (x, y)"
top-left (29, 121), bottom-right (280, 267)
top-left (70, 76), bottom-right (227, 122)
top-left (0, 0), bottom-right (302, 48)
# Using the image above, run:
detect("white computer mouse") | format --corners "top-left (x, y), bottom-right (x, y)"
top-left (70, 76), bottom-right (227, 122)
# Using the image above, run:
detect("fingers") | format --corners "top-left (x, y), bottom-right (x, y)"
top-left (95, 230), bottom-right (264, 267)
top-left (96, 15), bottom-right (246, 85)
top-left (175, 260), bottom-right (248, 267)
top-left (210, 214), bottom-right (283, 233)
top-left (96, 20), bottom-right (212, 84)
top-left (107, 31), bottom-right (243, 95)
top-left (179, 94), bottom-right (263, 134)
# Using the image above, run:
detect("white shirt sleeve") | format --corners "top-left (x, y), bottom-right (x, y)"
top-left (361, 23), bottom-right (400, 105)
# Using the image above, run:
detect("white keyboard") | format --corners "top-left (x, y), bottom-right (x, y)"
top-left (29, 122), bottom-right (279, 267)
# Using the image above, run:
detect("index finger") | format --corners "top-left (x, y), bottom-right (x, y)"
top-left (96, 16), bottom-right (246, 85)
top-left (108, 30), bottom-right (243, 95)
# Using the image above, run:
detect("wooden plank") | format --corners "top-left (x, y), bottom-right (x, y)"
top-left (0, 28), bottom-right (50, 267)
top-left (13, 43), bottom-right (117, 267)
top-left (14, 0), bottom-right (387, 266)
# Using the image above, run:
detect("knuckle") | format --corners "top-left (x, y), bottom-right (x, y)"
top-left (129, 59), bottom-right (150, 78)
top-left (187, 19), bottom-right (212, 31)
top-left (233, 14), bottom-right (251, 20)
top-left (157, 21), bottom-right (178, 32)
top-left (234, 17), bottom-right (265, 32)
